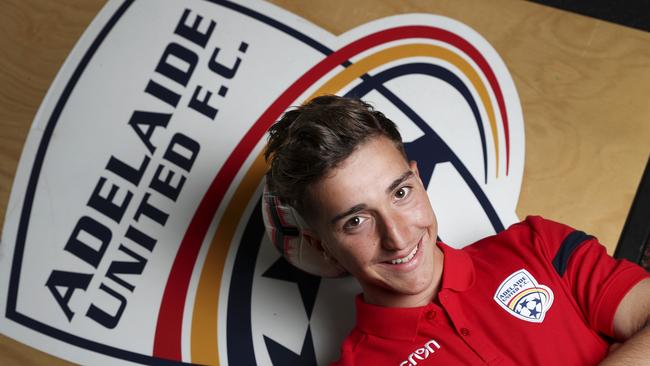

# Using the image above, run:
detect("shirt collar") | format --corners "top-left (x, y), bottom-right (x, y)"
top-left (439, 241), bottom-right (475, 292)
top-left (354, 242), bottom-right (475, 341)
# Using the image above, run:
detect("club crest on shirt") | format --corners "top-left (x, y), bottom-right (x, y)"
top-left (493, 269), bottom-right (554, 323)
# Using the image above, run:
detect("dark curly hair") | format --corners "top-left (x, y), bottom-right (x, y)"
top-left (264, 95), bottom-right (405, 218)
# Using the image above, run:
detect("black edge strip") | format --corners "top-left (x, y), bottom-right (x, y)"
top-left (615, 155), bottom-right (650, 269)
top-left (528, 0), bottom-right (650, 33)
top-left (553, 230), bottom-right (594, 276)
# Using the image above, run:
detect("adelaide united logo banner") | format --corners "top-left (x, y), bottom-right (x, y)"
top-left (0, 0), bottom-right (525, 365)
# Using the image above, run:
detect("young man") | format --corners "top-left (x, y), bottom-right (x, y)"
top-left (264, 95), bottom-right (650, 365)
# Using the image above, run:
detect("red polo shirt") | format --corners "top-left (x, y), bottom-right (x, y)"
top-left (333, 216), bottom-right (649, 365)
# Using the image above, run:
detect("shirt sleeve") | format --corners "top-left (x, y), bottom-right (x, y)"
top-left (525, 216), bottom-right (650, 338)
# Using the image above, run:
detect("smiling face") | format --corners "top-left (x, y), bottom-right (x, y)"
top-left (305, 136), bottom-right (444, 307)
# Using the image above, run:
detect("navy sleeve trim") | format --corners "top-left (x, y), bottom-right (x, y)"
top-left (552, 230), bottom-right (594, 276)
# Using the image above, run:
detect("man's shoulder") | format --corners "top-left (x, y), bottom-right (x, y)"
top-left (461, 215), bottom-right (573, 259)
top-left (331, 329), bottom-right (381, 366)
top-left (338, 327), bottom-right (366, 352)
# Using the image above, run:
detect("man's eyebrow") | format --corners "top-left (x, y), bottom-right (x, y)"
top-left (330, 204), bottom-right (367, 225)
top-left (329, 170), bottom-right (414, 225)
top-left (386, 170), bottom-right (414, 194)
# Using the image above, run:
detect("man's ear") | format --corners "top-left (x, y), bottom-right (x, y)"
top-left (410, 160), bottom-right (420, 177)
top-left (303, 230), bottom-right (340, 265)
top-left (303, 230), bottom-right (324, 252)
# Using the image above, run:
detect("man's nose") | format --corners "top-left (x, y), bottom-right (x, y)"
top-left (380, 212), bottom-right (410, 250)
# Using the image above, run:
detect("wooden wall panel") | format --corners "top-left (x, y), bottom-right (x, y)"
top-left (1, 1), bottom-right (105, 364)
top-left (1, 0), bottom-right (648, 364)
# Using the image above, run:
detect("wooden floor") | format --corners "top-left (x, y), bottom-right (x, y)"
top-left (1, 0), bottom-right (649, 364)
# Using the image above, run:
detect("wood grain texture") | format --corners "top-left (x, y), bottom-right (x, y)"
top-left (0, 0), bottom-right (104, 364)
top-left (1, 0), bottom-right (648, 364)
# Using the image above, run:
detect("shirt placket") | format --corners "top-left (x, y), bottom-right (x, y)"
top-left (438, 289), bottom-right (508, 365)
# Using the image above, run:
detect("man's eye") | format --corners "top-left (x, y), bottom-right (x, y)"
top-left (395, 186), bottom-right (412, 200)
top-left (344, 216), bottom-right (365, 229)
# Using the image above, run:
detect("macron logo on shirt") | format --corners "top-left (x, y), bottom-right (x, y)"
top-left (400, 339), bottom-right (441, 366)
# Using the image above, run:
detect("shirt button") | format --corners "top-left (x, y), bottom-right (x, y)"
top-left (460, 328), bottom-right (470, 336)
top-left (425, 310), bottom-right (437, 320)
